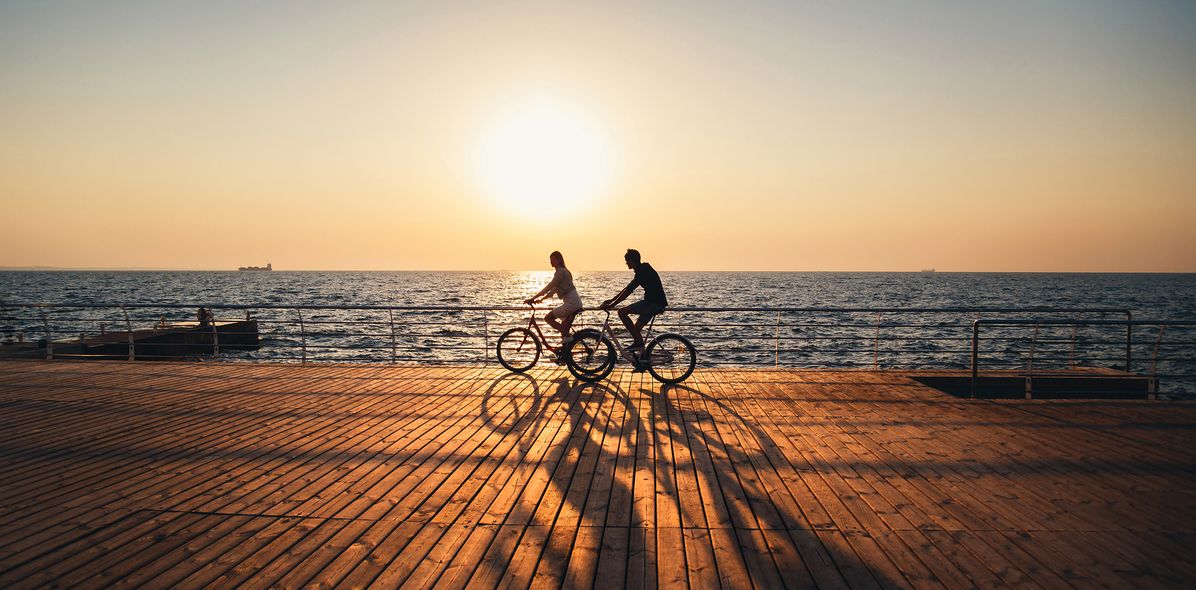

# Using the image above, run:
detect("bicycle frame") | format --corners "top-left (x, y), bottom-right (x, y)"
top-left (563, 306), bottom-right (695, 384)
top-left (519, 304), bottom-right (571, 354)
top-left (592, 309), bottom-right (658, 364)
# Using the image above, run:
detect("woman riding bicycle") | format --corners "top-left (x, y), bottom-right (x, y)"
top-left (525, 251), bottom-right (583, 356)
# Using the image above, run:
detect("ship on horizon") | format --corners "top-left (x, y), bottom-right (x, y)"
top-left (238, 263), bottom-right (272, 272)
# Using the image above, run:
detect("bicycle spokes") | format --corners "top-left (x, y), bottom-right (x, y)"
top-left (649, 349), bottom-right (675, 364)
top-left (645, 334), bottom-right (696, 384)
top-left (565, 330), bottom-right (615, 383)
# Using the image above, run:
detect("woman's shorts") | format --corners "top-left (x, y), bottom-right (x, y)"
top-left (550, 300), bottom-right (582, 320)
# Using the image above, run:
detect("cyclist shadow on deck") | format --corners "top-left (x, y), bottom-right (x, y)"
top-left (466, 370), bottom-right (899, 588)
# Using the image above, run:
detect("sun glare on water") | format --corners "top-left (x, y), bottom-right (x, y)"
top-left (475, 97), bottom-right (612, 218)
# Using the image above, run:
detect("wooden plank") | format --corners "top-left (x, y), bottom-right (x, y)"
top-left (0, 361), bottom-right (330, 562)
top-left (677, 377), bottom-right (754, 590)
top-left (480, 378), bottom-right (612, 588)
top-left (625, 370), bottom-right (657, 590)
top-left (264, 367), bottom-right (517, 588)
top-left (528, 378), bottom-right (626, 588)
top-left (591, 368), bottom-right (641, 590)
top-left (870, 375), bottom-right (1196, 562)
top-left (354, 370), bottom-right (583, 588)
top-left (647, 382), bottom-right (687, 590)
top-left (199, 370), bottom-right (491, 588)
top-left (423, 373), bottom-right (588, 589)
top-left (52, 366), bottom-right (462, 588)
top-left (742, 374), bottom-right (986, 588)
top-left (693, 371), bottom-right (846, 587)
top-left (560, 371), bottom-right (633, 589)
top-left (73, 363), bottom-right (449, 584)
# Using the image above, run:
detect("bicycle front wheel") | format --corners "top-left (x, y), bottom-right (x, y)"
top-left (645, 334), bottom-right (696, 384)
top-left (497, 328), bottom-right (540, 373)
top-left (565, 329), bottom-right (616, 383)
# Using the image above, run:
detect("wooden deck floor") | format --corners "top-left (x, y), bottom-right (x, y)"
top-left (1, 361), bottom-right (1194, 589)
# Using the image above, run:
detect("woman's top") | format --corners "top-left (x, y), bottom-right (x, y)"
top-left (549, 267), bottom-right (582, 306)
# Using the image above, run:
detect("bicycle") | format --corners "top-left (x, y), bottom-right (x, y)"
top-left (564, 308), bottom-right (696, 384)
top-left (495, 303), bottom-right (586, 372)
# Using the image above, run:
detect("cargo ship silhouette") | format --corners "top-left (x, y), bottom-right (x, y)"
top-left (238, 263), bottom-right (272, 271)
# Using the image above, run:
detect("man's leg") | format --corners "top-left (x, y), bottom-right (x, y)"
top-left (618, 306), bottom-right (643, 349)
top-left (633, 313), bottom-right (653, 341)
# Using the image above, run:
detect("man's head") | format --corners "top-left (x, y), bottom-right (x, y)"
top-left (624, 249), bottom-right (641, 269)
top-left (549, 251), bottom-right (564, 268)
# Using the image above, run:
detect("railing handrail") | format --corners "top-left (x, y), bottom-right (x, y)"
top-left (0, 302), bottom-right (1136, 314)
top-left (974, 319), bottom-right (1196, 326)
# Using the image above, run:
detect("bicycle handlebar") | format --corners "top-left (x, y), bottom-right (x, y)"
top-left (522, 301), bottom-right (612, 317)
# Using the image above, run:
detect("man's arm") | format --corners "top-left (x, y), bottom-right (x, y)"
top-left (601, 279), bottom-right (638, 308)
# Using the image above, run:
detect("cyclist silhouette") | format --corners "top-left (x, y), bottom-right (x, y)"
top-left (600, 249), bottom-right (667, 365)
top-left (525, 251), bottom-right (583, 353)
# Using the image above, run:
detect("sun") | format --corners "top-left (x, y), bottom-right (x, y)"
top-left (475, 97), bottom-right (612, 218)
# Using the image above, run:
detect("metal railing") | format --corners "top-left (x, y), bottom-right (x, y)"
top-left (2, 302), bottom-right (1192, 395)
top-left (970, 318), bottom-right (1196, 397)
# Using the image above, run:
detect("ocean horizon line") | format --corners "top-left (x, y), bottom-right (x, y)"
top-left (3, 267), bottom-right (1196, 274)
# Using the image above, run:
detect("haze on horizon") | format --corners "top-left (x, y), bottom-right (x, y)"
top-left (2, 1), bottom-right (1194, 272)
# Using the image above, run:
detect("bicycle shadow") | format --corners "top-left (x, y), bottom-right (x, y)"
top-left (464, 369), bottom-right (901, 588)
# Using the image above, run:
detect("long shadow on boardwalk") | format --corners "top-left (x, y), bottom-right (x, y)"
top-left (465, 371), bottom-right (902, 589)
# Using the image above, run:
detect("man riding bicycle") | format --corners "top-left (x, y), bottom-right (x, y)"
top-left (600, 249), bottom-right (668, 366)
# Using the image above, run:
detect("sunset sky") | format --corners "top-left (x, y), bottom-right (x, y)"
top-left (2, 1), bottom-right (1194, 271)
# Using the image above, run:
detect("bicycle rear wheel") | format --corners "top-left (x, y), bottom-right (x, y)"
top-left (645, 334), bottom-right (696, 384)
top-left (565, 329), bottom-right (616, 383)
top-left (496, 327), bottom-right (540, 372)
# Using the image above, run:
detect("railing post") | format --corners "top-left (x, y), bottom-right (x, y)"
top-left (1150, 324), bottom-right (1166, 376)
top-left (808, 321), bottom-right (815, 369)
top-left (121, 304), bottom-right (134, 360)
top-left (774, 311), bottom-right (781, 368)
top-left (210, 308), bottom-right (220, 358)
top-left (1125, 310), bottom-right (1133, 371)
top-left (1148, 322), bottom-right (1166, 400)
top-left (388, 309), bottom-right (398, 364)
top-left (296, 308), bottom-right (307, 364)
top-left (482, 311), bottom-right (491, 365)
top-left (1068, 323), bottom-right (1078, 368)
top-left (1027, 323), bottom-right (1040, 375)
top-left (971, 320), bottom-right (980, 399)
top-left (873, 311), bottom-right (881, 370)
top-left (1026, 323), bottom-right (1039, 399)
top-left (40, 308), bottom-right (52, 360)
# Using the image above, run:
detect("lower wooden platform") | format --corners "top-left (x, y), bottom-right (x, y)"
top-left (1, 361), bottom-right (1194, 588)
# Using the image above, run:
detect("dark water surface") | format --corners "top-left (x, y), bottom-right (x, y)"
top-left (4, 270), bottom-right (1196, 312)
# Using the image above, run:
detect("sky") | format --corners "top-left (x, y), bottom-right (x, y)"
top-left (2, 0), bottom-right (1195, 271)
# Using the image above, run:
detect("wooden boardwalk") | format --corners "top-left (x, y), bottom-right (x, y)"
top-left (1, 361), bottom-right (1194, 589)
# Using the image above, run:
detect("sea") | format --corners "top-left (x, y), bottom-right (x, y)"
top-left (2, 271), bottom-right (1195, 395)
